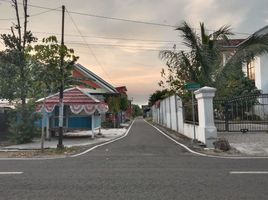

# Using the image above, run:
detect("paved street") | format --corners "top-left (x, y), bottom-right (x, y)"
top-left (0, 119), bottom-right (268, 200)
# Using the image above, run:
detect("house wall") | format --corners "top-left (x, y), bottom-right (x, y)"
top-left (38, 112), bottom-right (101, 130)
top-left (255, 55), bottom-right (268, 93)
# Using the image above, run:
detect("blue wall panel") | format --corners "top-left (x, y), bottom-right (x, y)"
top-left (68, 116), bottom-right (92, 128)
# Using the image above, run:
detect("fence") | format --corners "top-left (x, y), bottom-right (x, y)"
top-left (183, 100), bottom-right (199, 125)
top-left (214, 94), bottom-right (268, 132)
top-left (151, 87), bottom-right (217, 147)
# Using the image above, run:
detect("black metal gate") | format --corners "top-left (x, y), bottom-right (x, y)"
top-left (214, 94), bottom-right (268, 132)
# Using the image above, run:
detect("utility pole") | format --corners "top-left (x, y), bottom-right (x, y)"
top-left (57, 5), bottom-right (65, 149)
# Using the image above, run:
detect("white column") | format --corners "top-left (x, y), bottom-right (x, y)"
top-left (91, 114), bottom-right (95, 139)
top-left (194, 87), bottom-right (217, 148)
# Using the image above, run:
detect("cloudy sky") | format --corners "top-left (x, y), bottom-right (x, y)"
top-left (0, 0), bottom-right (268, 105)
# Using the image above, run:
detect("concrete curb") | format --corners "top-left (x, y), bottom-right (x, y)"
top-left (0, 120), bottom-right (135, 161)
top-left (145, 120), bottom-right (268, 160)
top-left (70, 119), bottom-right (134, 157)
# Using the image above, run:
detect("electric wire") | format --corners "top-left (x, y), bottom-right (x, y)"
top-left (66, 8), bottom-right (113, 82)
top-left (0, 6), bottom-right (61, 20)
top-left (33, 31), bottom-right (179, 43)
top-left (0, 0), bottom-right (252, 36)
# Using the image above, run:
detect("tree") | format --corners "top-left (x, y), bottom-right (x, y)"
top-left (107, 96), bottom-right (120, 128)
top-left (32, 36), bottom-right (79, 98)
top-left (132, 104), bottom-right (142, 117)
top-left (0, 0), bottom-right (37, 104)
top-left (148, 89), bottom-right (170, 106)
top-left (159, 21), bottom-right (268, 98)
top-left (0, 0), bottom-right (40, 144)
top-left (120, 95), bottom-right (129, 111)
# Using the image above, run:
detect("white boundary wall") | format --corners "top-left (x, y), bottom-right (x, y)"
top-left (152, 87), bottom-right (217, 147)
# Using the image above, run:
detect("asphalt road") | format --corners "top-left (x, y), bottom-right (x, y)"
top-left (0, 119), bottom-right (268, 200)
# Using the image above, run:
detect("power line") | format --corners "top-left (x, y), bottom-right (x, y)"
top-left (68, 10), bottom-right (175, 28)
top-left (30, 6), bottom-right (61, 17)
top-left (66, 8), bottom-right (113, 82)
top-left (0, 0), bottom-right (253, 36)
top-left (65, 41), bottom-right (175, 49)
top-left (33, 31), bottom-right (179, 43)
top-left (0, 6), bottom-right (61, 20)
top-left (0, 0), bottom-right (175, 28)
top-left (65, 42), bottom-right (179, 52)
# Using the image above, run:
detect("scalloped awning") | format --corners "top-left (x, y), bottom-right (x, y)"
top-left (36, 87), bottom-right (108, 114)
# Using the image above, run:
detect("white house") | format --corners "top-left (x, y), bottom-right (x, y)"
top-left (222, 25), bottom-right (268, 94)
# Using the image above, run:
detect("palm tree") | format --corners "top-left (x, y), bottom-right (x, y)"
top-left (159, 21), bottom-right (268, 98)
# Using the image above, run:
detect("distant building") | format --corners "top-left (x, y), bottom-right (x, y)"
top-left (142, 105), bottom-right (151, 118)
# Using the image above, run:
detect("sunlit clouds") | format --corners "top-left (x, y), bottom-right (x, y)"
top-left (0, 0), bottom-right (267, 105)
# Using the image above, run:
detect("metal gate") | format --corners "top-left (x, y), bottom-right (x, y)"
top-left (214, 94), bottom-right (268, 132)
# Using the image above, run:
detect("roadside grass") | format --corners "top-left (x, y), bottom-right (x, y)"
top-left (0, 146), bottom-right (86, 158)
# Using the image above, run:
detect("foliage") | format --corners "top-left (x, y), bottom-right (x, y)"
top-left (215, 67), bottom-right (259, 98)
top-left (159, 21), bottom-right (268, 98)
top-left (8, 102), bottom-right (41, 144)
top-left (148, 89), bottom-right (170, 106)
top-left (0, 0), bottom-right (37, 104)
top-left (119, 95), bottom-right (129, 111)
top-left (32, 36), bottom-right (79, 98)
top-left (132, 104), bottom-right (142, 117)
top-left (0, 0), bottom-right (42, 144)
top-left (107, 96), bottom-right (120, 114)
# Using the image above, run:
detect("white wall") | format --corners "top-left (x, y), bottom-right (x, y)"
top-left (151, 88), bottom-right (217, 148)
top-left (255, 55), bottom-right (268, 93)
top-left (151, 95), bottom-right (204, 144)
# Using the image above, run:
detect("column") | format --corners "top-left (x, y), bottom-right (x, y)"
top-left (194, 87), bottom-right (217, 148)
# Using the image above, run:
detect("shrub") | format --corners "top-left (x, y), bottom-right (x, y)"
top-left (8, 102), bottom-right (41, 144)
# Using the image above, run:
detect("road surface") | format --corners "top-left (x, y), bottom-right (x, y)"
top-left (0, 119), bottom-right (268, 200)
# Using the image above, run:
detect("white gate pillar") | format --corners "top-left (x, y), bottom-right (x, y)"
top-left (194, 86), bottom-right (217, 148)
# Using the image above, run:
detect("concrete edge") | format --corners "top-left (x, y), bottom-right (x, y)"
top-left (70, 119), bottom-right (135, 157)
top-left (144, 120), bottom-right (268, 160)
top-left (0, 120), bottom-right (135, 161)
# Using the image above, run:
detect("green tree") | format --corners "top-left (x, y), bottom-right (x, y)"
top-left (0, 0), bottom-right (39, 143)
top-left (8, 101), bottom-right (41, 144)
top-left (132, 104), bottom-right (142, 117)
top-left (160, 21), bottom-right (268, 98)
top-left (0, 0), bottom-right (37, 103)
top-left (148, 89), bottom-right (170, 106)
top-left (120, 95), bottom-right (129, 111)
top-left (32, 36), bottom-right (79, 98)
top-left (107, 96), bottom-right (120, 127)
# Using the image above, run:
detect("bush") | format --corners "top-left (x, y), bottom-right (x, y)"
top-left (8, 102), bottom-right (41, 144)
top-left (101, 121), bottom-right (114, 128)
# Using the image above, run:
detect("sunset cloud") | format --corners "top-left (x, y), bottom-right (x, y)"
top-left (1, 0), bottom-right (268, 105)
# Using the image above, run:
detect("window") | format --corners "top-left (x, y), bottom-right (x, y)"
top-left (247, 60), bottom-right (255, 81)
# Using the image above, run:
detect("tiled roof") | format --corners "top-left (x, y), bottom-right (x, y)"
top-left (37, 87), bottom-right (100, 105)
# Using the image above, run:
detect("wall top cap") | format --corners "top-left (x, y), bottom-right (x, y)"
top-left (194, 86), bottom-right (216, 95)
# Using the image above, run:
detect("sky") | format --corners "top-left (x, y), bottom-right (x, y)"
top-left (0, 0), bottom-right (268, 105)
